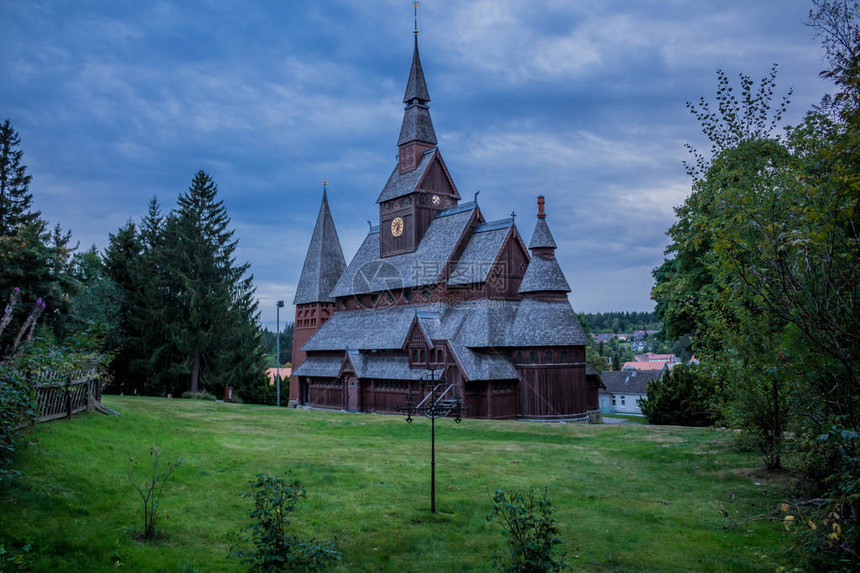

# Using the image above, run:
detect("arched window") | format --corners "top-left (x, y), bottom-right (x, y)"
top-left (436, 349), bottom-right (444, 363)
top-left (529, 351), bottom-right (538, 364)
top-left (560, 350), bottom-right (569, 363)
top-left (419, 349), bottom-right (426, 363)
top-left (412, 349), bottom-right (419, 363)
top-left (545, 350), bottom-right (554, 364)
top-left (516, 352), bottom-right (523, 364)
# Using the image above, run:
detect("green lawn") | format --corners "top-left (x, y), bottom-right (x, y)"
top-left (1, 397), bottom-right (792, 571)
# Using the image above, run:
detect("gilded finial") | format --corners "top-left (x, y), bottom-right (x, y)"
top-left (413, 1), bottom-right (420, 35)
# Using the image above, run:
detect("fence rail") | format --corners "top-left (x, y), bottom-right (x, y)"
top-left (33, 369), bottom-right (105, 422)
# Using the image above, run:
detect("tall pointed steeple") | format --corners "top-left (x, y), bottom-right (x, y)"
top-left (519, 196), bottom-right (571, 297)
top-left (293, 186), bottom-right (347, 305)
top-left (397, 25), bottom-right (437, 173)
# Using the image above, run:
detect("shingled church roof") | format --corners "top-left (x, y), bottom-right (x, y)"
top-left (518, 255), bottom-right (571, 294)
top-left (293, 190), bottom-right (346, 305)
top-left (377, 147), bottom-right (436, 203)
top-left (329, 203), bottom-right (478, 298)
top-left (529, 218), bottom-right (557, 249)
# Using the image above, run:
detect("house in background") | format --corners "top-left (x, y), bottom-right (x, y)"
top-left (622, 352), bottom-right (678, 372)
top-left (599, 370), bottom-right (664, 415)
top-left (266, 368), bottom-right (292, 386)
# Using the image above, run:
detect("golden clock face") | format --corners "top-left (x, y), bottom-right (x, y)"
top-left (432, 194), bottom-right (441, 206)
top-left (390, 216), bottom-right (404, 237)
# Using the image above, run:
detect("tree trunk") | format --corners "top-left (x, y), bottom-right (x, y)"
top-left (190, 346), bottom-right (200, 394)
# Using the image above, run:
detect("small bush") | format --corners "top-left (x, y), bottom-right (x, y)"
top-left (231, 474), bottom-right (342, 572)
top-left (128, 445), bottom-right (182, 539)
top-left (641, 364), bottom-right (719, 426)
top-left (180, 391), bottom-right (217, 401)
top-left (0, 361), bottom-right (38, 481)
top-left (488, 488), bottom-right (569, 573)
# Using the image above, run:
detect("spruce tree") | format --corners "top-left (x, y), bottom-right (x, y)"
top-left (0, 119), bottom-right (39, 236)
top-left (103, 221), bottom-right (144, 393)
top-left (163, 171), bottom-right (265, 396)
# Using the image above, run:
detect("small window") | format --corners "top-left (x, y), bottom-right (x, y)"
top-left (529, 351), bottom-right (538, 364)
top-left (621, 396), bottom-right (626, 406)
top-left (611, 395), bottom-right (616, 406)
top-left (412, 349), bottom-right (419, 363)
top-left (404, 289), bottom-right (412, 302)
top-left (560, 350), bottom-right (569, 363)
top-left (544, 351), bottom-right (554, 364)
top-left (422, 289), bottom-right (430, 301)
top-left (419, 349), bottom-right (426, 363)
top-left (436, 349), bottom-right (443, 363)
top-left (516, 352), bottom-right (523, 364)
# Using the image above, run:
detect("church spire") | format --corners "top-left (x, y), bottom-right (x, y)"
top-left (397, 14), bottom-right (437, 160)
top-left (293, 184), bottom-right (347, 305)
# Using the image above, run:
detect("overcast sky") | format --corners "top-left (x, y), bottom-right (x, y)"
top-left (1, 1), bottom-right (831, 330)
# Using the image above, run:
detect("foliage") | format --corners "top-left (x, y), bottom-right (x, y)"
top-left (231, 474), bottom-right (342, 572)
top-left (0, 120), bottom-right (77, 347)
top-left (578, 311), bottom-right (660, 334)
top-left (180, 391), bottom-right (217, 401)
top-left (0, 359), bottom-right (37, 481)
top-left (0, 119), bottom-right (39, 235)
top-left (128, 444), bottom-right (182, 539)
top-left (782, 424), bottom-right (860, 571)
top-left (641, 365), bottom-right (719, 427)
top-left (260, 324), bottom-right (294, 367)
top-left (105, 174), bottom-right (268, 402)
top-left (487, 488), bottom-right (569, 573)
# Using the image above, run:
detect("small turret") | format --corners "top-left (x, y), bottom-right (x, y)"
top-left (519, 196), bottom-right (570, 298)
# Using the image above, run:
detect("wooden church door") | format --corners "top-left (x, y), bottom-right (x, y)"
top-left (347, 376), bottom-right (358, 412)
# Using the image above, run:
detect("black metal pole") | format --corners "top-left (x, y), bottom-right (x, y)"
top-left (430, 412), bottom-right (436, 513)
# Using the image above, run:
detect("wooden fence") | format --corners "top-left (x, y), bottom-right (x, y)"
top-left (33, 369), bottom-right (104, 422)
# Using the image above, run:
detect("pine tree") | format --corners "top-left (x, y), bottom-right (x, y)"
top-left (0, 120), bottom-right (39, 236)
top-left (132, 197), bottom-right (181, 396)
top-left (163, 171), bottom-right (265, 396)
top-left (103, 221), bottom-right (144, 393)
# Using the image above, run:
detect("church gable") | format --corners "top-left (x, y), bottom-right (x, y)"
top-left (417, 152), bottom-right (459, 202)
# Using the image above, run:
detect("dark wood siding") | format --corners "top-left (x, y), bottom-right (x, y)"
top-left (517, 364), bottom-right (588, 418)
top-left (420, 158), bottom-right (455, 197)
top-left (307, 377), bottom-right (345, 410)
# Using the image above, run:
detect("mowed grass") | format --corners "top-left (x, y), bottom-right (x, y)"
top-left (1, 397), bottom-right (792, 572)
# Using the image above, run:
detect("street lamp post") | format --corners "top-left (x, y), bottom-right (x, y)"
top-left (276, 300), bottom-right (284, 407)
top-left (398, 367), bottom-right (469, 513)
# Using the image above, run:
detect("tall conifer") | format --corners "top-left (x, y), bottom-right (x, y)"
top-left (0, 119), bottom-right (39, 236)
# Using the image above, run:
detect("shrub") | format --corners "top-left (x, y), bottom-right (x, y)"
top-left (231, 474), bottom-right (342, 572)
top-left (641, 364), bottom-right (719, 426)
top-left (487, 489), bottom-right (569, 573)
top-left (128, 444), bottom-right (182, 539)
top-left (0, 360), bottom-right (38, 481)
top-left (180, 391), bottom-right (217, 401)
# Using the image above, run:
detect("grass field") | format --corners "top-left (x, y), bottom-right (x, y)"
top-left (0, 397), bottom-right (793, 571)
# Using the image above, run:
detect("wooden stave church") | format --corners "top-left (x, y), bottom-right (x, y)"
top-left (289, 34), bottom-right (604, 421)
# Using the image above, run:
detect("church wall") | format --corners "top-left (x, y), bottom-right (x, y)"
top-left (290, 301), bottom-right (335, 402)
top-left (307, 376), bottom-right (345, 410)
top-left (517, 364), bottom-right (589, 418)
